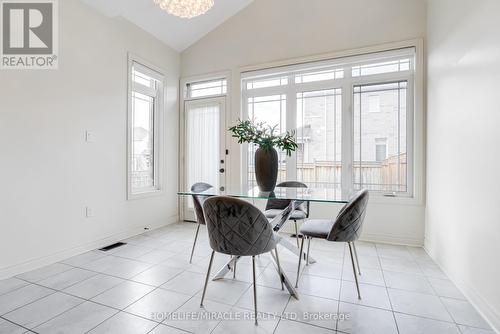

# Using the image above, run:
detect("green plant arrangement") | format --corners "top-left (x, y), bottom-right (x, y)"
top-left (228, 119), bottom-right (298, 156)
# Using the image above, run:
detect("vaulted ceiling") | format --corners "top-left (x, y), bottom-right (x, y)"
top-left (80, 0), bottom-right (254, 51)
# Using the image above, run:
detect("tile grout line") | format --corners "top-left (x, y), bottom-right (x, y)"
top-left (0, 282), bottom-right (30, 299)
top-left (335, 242), bottom-right (347, 332)
top-left (281, 317), bottom-right (337, 332)
top-left (271, 251), bottom-right (290, 333)
top-left (7, 281), bottom-right (115, 332)
top-left (29, 275), bottom-right (192, 333)
top-left (11, 264), bottom-right (193, 332)
top-left (0, 288), bottom-right (59, 322)
top-left (143, 253), bottom-right (275, 333)
top-left (163, 259), bottom-right (270, 333)
top-left (0, 315), bottom-right (35, 334)
top-left (14, 264), bottom-right (76, 287)
top-left (375, 243), bottom-right (401, 334)
top-left (411, 246), bottom-right (466, 331)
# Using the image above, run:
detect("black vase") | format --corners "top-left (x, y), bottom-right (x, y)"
top-left (255, 147), bottom-right (278, 192)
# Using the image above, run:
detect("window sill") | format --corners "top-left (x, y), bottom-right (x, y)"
top-left (127, 189), bottom-right (163, 200)
top-left (367, 192), bottom-right (423, 206)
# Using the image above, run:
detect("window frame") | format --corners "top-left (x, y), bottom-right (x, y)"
top-left (127, 54), bottom-right (166, 200)
top-left (184, 77), bottom-right (228, 100)
top-left (351, 74), bottom-right (415, 197)
top-left (240, 45), bottom-right (418, 199)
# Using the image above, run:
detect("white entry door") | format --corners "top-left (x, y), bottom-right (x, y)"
top-left (182, 97), bottom-right (226, 221)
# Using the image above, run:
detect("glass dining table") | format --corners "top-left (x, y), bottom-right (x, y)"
top-left (177, 186), bottom-right (351, 299)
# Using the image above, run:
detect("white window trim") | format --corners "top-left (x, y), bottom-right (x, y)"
top-left (127, 53), bottom-right (166, 200)
top-left (235, 39), bottom-right (425, 206)
top-left (182, 72), bottom-right (230, 101)
top-left (185, 78), bottom-right (227, 100)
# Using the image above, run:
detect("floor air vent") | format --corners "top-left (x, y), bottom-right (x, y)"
top-left (99, 242), bottom-right (126, 251)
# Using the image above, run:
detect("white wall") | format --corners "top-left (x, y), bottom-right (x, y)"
top-left (426, 0), bottom-right (500, 331)
top-left (181, 0), bottom-right (427, 245)
top-left (0, 0), bottom-right (180, 278)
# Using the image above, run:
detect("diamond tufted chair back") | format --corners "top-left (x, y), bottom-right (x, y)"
top-left (327, 189), bottom-right (369, 242)
top-left (191, 182), bottom-right (213, 225)
top-left (203, 196), bottom-right (278, 256)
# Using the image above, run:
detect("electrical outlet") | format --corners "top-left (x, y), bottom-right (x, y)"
top-left (85, 207), bottom-right (94, 217)
top-left (85, 131), bottom-right (96, 143)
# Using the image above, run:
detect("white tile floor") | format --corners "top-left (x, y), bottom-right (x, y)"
top-left (0, 222), bottom-right (494, 334)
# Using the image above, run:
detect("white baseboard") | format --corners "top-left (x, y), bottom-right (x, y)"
top-left (424, 242), bottom-right (500, 334)
top-left (278, 222), bottom-right (423, 246)
top-left (360, 232), bottom-right (423, 247)
top-left (0, 214), bottom-right (179, 280)
top-left (455, 278), bottom-right (500, 334)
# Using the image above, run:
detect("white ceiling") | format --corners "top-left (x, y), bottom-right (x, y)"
top-left (80, 0), bottom-right (253, 52)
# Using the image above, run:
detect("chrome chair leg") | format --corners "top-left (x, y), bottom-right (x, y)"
top-left (295, 236), bottom-right (305, 288)
top-left (306, 237), bottom-right (311, 266)
top-left (274, 247), bottom-right (284, 290)
top-left (200, 250), bottom-right (215, 307)
top-left (352, 242), bottom-right (361, 275)
top-left (233, 256), bottom-right (237, 279)
top-left (348, 242), bottom-right (361, 299)
top-left (294, 220), bottom-right (300, 248)
top-left (252, 256), bottom-right (258, 326)
top-left (190, 223), bottom-right (201, 264)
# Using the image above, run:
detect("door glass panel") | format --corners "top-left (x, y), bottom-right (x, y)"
top-left (296, 89), bottom-right (342, 189)
top-left (185, 102), bottom-right (221, 208)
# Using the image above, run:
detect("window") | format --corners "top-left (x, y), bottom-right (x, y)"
top-left (296, 89), bottom-right (342, 188)
top-left (242, 47), bottom-right (415, 196)
top-left (354, 82), bottom-right (408, 192)
top-left (186, 78), bottom-right (227, 98)
top-left (246, 76), bottom-right (288, 90)
top-left (375, 138), bottom-right (388, 162)
top-left (246, 94), bottom-right (287, 186)
top-left (352, 58), bottom-right (411, 77)
top-left (128, 59), bottom-right (164, 197)
top-left (295, 68), bottom-right (344, 83)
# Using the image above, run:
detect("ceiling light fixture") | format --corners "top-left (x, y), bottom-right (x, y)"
top-left (153, 0), bottom-right (215, 19)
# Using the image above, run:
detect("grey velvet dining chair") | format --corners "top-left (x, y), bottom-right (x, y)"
top-left (264, 181), bottom-right (310, 248)
top-left (295, 189), bottom-right (369, 299)
top-left (189, 182), bottom-right (213, 263)
top-left (201, 196), bottom-right (283, 325)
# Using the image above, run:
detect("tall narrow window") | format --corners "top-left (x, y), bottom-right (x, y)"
top-left (128, 60), bottom-right (164, 197)
top-left (296, 89), bottom-right (342, 189)
top-left (353, 81), bottom-right (407, 192)
top-left (246, 95), bottom-right (287, 188)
